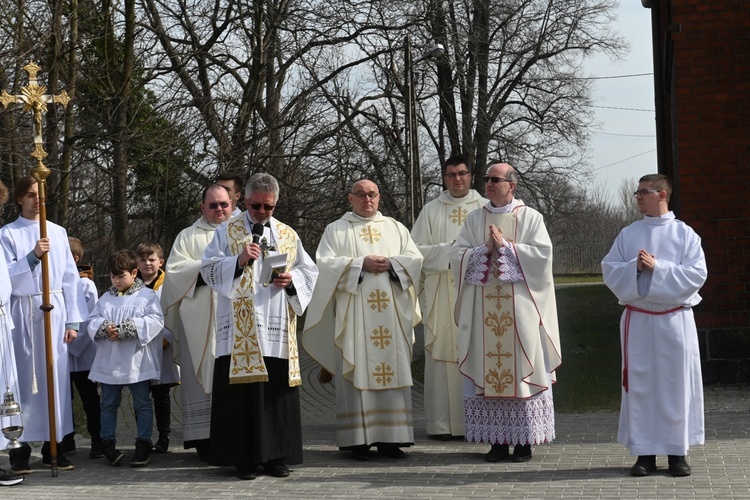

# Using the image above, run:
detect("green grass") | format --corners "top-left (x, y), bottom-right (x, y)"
top-left (412, 283), bottom-right (623, 413)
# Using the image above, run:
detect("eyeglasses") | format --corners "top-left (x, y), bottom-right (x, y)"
top-left (249, 203), bottom-right (276, 211)
top-left (445, 171), bottom-right (470, 179)
top-left (351, 192), bottom-right (379, 200)
top-left (633, 189), bottom-right (660, 198)
top-left (207, 201), bottom-right (230, 209)
top-left (484, 176), bottom-right (512, 184)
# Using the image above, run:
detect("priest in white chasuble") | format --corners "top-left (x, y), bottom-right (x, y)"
top-left (602, 174), bottom-right (707, 478)
top-left (449, 163), bottom-right (561, 464)
top-left (0, 176), bottom-right (88, 472)
top-left (200, 173), bottom-right (318, 481)
top-left (411, 155), bottom-right (487, 440)
top-left (303, 179), bottom-right (422, 462)
top-left (161, 184), bottom-right (233, 461)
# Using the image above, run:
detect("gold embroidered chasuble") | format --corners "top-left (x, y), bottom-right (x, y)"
top-left (303, 212), bottom-right (422, 391)
top-left (449, 203), bottom-right (562, 399)
top-left (411, 190), bottom-right (487, 363)
top-left (226, 217), bottom-right (302, 386)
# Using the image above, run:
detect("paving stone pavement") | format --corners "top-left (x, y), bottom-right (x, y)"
top-left (2, 344), bottom-right (749, 499)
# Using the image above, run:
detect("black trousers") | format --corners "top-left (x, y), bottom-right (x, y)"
top-left (70, 370), bottom-right (102, 444)
top-left (208, 355), bottom-right (303, 468)
top-left (150, 384), bottom-right (172, 435)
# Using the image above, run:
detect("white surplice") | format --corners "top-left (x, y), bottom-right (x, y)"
top-left (303, 211), bottom-right (422, 448)
top-left (67, 277), bottom-right (99, 372)
top-left (161, 216), bottom-right (221, 441)
top-left (0, 217), bottom-right (88, 442)
top-left (200, 214), bottom-right (318, 363)
top-left (0, 250), bottom-right (21, 449)
top-left (411, 190), bottom-right (487, 436)
top-left (602, 211), bottom-right (707, 456)
top-left (87, 282), bottom-right (164, 385)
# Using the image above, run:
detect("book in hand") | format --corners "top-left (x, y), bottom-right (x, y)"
top-left (259, 253), bottom-right (288, 286)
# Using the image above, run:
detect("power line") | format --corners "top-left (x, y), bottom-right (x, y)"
top-left (589, 128), bottom-right (656, 138)
top-left (582, 72), bottom-right (653, 80)
top-left (591, 105), bottom-right (654, 112)
top-left (592, 148), bottom-right (657, 171)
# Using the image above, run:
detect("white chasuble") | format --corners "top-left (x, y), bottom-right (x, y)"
top-left (450, 203), bottom-right (561, 399)
top-left (411, 191), bottom-right (486, 363)
top-left (303, 212), bottom-right (422, 390)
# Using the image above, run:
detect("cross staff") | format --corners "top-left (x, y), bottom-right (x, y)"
top-left (0, 61), bottom-right (70, 477)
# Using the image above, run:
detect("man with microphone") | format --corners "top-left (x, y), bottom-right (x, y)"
top-left (200, 173), bottom-right (318, 480)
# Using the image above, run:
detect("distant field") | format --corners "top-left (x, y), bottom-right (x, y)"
top-left (412, 283), bottom-right (623, 413)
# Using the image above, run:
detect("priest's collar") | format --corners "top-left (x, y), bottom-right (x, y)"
top-left (346, 211), bottom-right (382, 222)
top-left (244, 211), bottom-right (272, 227)
top-left (487, 197), bottom-right (521, 214)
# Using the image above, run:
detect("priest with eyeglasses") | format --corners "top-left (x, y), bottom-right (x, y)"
top-left (200, 173), bottom-right (318, 480)
top-left (449, 162), bottom-right (561, 464)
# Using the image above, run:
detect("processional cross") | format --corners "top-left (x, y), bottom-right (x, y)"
top-left (0, 61), bottom-right (71, 477)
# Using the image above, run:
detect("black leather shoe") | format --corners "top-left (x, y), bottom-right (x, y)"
top-left (485, 444), bottom-right (510, 463)
top-left (630, 455), bottom-right (657, 477)
top-left (236, 465), bottom-right (258, 480)
top-left (349, 445), bottom-right (371, 462)
top-left (429, 434), bottom-right (453, 441)
top-left (266, 464), bottom-right (290, 477)
top-left (668, 455), bottom-right (692, 477)
top-left (42, 454), bottom-right (76, 471)
top-left (377, 445), bottom-right (406, 459)
top-left (511, 444), bottom-right (532, 463)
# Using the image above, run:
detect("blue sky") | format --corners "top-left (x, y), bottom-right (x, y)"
top-left (586, 2), bottom-right (657, 198)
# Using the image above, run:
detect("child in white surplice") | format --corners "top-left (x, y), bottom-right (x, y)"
top-left (88, 250), bottom-right (164, 468)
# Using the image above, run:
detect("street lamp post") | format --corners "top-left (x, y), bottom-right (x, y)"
top-left (404, 36), bottom-right (444, 227)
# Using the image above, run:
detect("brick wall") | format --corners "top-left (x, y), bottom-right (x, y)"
top-left (656, 0), bottom-right (750, 383)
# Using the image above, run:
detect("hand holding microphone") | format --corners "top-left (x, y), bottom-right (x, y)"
top-left (239, 223), bottom-right (265, 267)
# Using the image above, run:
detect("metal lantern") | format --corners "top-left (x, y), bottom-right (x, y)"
top-left (0, 388), bottom-right (23, 449)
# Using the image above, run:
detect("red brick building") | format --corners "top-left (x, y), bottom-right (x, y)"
top-left (645, 0), bottom-right (750, 383)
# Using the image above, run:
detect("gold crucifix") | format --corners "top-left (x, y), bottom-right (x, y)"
top-left (0, 62), bottom-right (70, 476)
top-left (1, 61), bottom-right (71, 179)
top-left (359, 225), bottom-right (381, 244)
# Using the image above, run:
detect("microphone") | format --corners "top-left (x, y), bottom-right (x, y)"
top-left (252, 222), bottom-right (265, 244)
top-left (246, 222), bottom-right (266, 267)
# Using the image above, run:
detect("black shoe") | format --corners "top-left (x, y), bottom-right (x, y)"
top-left (668, 455), bottom-right (692, 477)
top-left (10, 461), bottom-right (31, 475)
top-left (131, 440), bottom-right (152, 467)
top-left (193, 441), bottom-right (210, 462)
top-left (511, 444), bottom-right (532, 463)
top-left (485, 444), bottom-right (510, 463)
top-left (153, 434), bottom-right (169, 454)
top-left (630, 455), bottom-right (657, 477)
top-left (265, 464), bottom-right (290, 477)
top-left (429, 434), bottom-right (453, 441)
top-left (43, 454), bottom-right (76, 471)
top-left (89, 440), bottom-right (104, 459)
top-left (236, 465), bottom-right (258, 480)
top-left (60, 433), bottom-right (77, 456)
top-left (102, 440), bottom-right (124, 466)
top-left (0, 468), bottom-right (24, 486)
top-left (349, 445), bottom-right (371, 462)
top-left (377, 445), bottom-right (406, 459)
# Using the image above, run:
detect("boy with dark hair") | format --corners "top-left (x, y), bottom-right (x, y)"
top-left (62, 236), bottom-right (103, 459)
top-left (136, 242), bottom-right (179, 453)
top-left (88, 250), bottom-right (164, 467)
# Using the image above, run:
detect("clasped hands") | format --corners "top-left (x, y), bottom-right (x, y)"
top-left (485, 224), bottom-right (506, 254)
top-left (363, 255), bottom-right (392, 274)
top-left (637, 249), bottom-right (656, 272)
